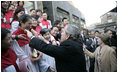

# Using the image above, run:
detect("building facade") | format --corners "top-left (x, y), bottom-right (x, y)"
top-left (24, 1), bottom-right (86, 29)
top-left (95, 7), bottom-right (117, 31)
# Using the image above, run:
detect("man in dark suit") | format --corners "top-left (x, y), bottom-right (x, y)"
top-left (86, 31), bottom-right (98, 72)
top-left (26, 24), bottom-right (86, 72)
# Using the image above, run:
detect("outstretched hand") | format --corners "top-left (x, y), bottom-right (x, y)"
top-left (83, 44), bottom-right (87, 51)
top-left (24, 29), bottom-right (33, 39)
top-left (18, 34), bottom-right (29, 41)
top-left (38, 35), bottom-right (50, 44)
top-left (38, 35), bottom-right (45, 41)
top-left (31, 29), bottom-right (38, 37)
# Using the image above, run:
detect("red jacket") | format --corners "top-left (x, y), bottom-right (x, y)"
top-left (4, 11), bottom-right (14, 29)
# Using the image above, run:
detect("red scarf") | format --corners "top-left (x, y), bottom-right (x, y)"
top-left (37, 24), bottom-right (42, 34)
top-left (41, 19), bottom-right (50, 28)
top-left (12, 28), bottom-right (30, 47)
top-left (63, 24), bottom-right (66, 28)
top-left (1, 22), bottom-right (7, 28)
top-left (1, 49), bottom-right (20, 72)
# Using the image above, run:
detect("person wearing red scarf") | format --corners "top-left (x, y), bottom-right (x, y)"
top-left (12, 14), bottom-right (43, 72)
top-left (1, 1), bottom-right (14, 29)
top-left (11, 7), bottom-right (25, 34)
top-left (39, 12), bottom-right (52, 29)
top-left (31, 17), bottom-right (42, 35)
top-left (14, 1), bottom-right (28, 14)
top-left (4, 11), bottom-right (14, 29)
top-left (62, 17), bottom-right (69, 28)
top-left (50, 26), bottom-right (60, 45)
top-left (1, 28), bottom-right (20, 72)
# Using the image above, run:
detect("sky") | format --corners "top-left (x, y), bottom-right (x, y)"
top-left (72, 0), bottom-right (117, 27)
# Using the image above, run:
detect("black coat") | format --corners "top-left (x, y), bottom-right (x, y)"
top-left (29, 37), bottom-right (86, 72)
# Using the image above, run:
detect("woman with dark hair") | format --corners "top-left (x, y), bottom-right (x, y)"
top-left (84, 34), bottom-right (117, 72)
top-left (8, 4), bottom-right (15, 12)
top-left (1, 1), bottom-right (14, 29)
top-left (1, 1), bottom-right (9, 12)
top-left (50, 26), bottom-right (60, 45)
top-left (11, 7), bottom-right (25, 34)
top-left (12, 14), bottom-right (42, 72)
top-left (1, 28), bottom-right (20, 72)
top-left (15, 1), bottom-right (27, 14)
top-left (54, 20), bottom-right (62, 28)
top-left (17, 1), bottom-right (24, 6)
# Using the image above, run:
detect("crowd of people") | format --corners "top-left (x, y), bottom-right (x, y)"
top-left (1, 1), bottom-right (117, 72)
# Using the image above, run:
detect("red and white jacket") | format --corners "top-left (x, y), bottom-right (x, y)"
top-left (3, 11), bottom-right (14, 29)
top-left (39, 19), bottom-right (52, 29)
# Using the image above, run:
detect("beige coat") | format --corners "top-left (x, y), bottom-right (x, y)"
top-left (84, 45), bottom-right (117, 72)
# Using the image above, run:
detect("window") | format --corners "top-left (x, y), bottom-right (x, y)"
top-left (72, 14), bottom-right (79, 25)
top-left (56, 7), bottom-right (70, 22)
top-left (24, 1), bottom-right (35, 14)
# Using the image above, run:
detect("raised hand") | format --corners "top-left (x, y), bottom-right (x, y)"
top-left (24, 29), bottom-right (33, 39)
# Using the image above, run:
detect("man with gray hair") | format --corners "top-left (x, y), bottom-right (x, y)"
top-left (25, 24), bottom-right (86, 72)
top-left (64, 24), bottom-right (80, 40)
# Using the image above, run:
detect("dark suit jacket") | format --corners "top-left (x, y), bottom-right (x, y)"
top-left (29, 37), bottom-right (86, 72)
top-left (86, 38), bottom-right (98, 52)
top-left (86, 38), bottom-right (98, 68)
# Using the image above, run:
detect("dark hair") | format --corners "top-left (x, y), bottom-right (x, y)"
top-left (9, 1), bottom-right (12, 4)
top-left (31, 16), bottom-right (36, 20)
top-left (40, 28), bottom-right (50, 36)
top-left (32, 15), bottom-right (39, 20)
top-left (55, 33), bottom-right (61, 41)
top-left (54, 20), bottom-right (61, 25)
top-left (36, 9), bottom-right (42, 13)
top-left (8, 4), bottom-right (15, 8)
top-left (104, 29), bottom-right (112, 33)
top-left (51, 25), bottom-right (58, 30)
top-left (1, 8), bottom-right (5, 17)
top-left (42, 11), bottom-right (47, 14)
top-left (112, 30), bottom-right (117, 39)
top-left (17, 1), bottom-right (24, 6)
top-left (1, 1), bottom-right (9, 11)
top-left (30, 9), bottom-right (35, 12)
top-left (19, 14), bottom-right (32, 24)
top-left (95, 30), bottom-right (100, 33)
top-left (13, 7), bottom-right (24, 21)
top-left (62, 17), bottom-right (67, 22)
top-left (1, 28), bottom-right (10, 41)
top-left (1, 1), bottom-right (8, 4)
